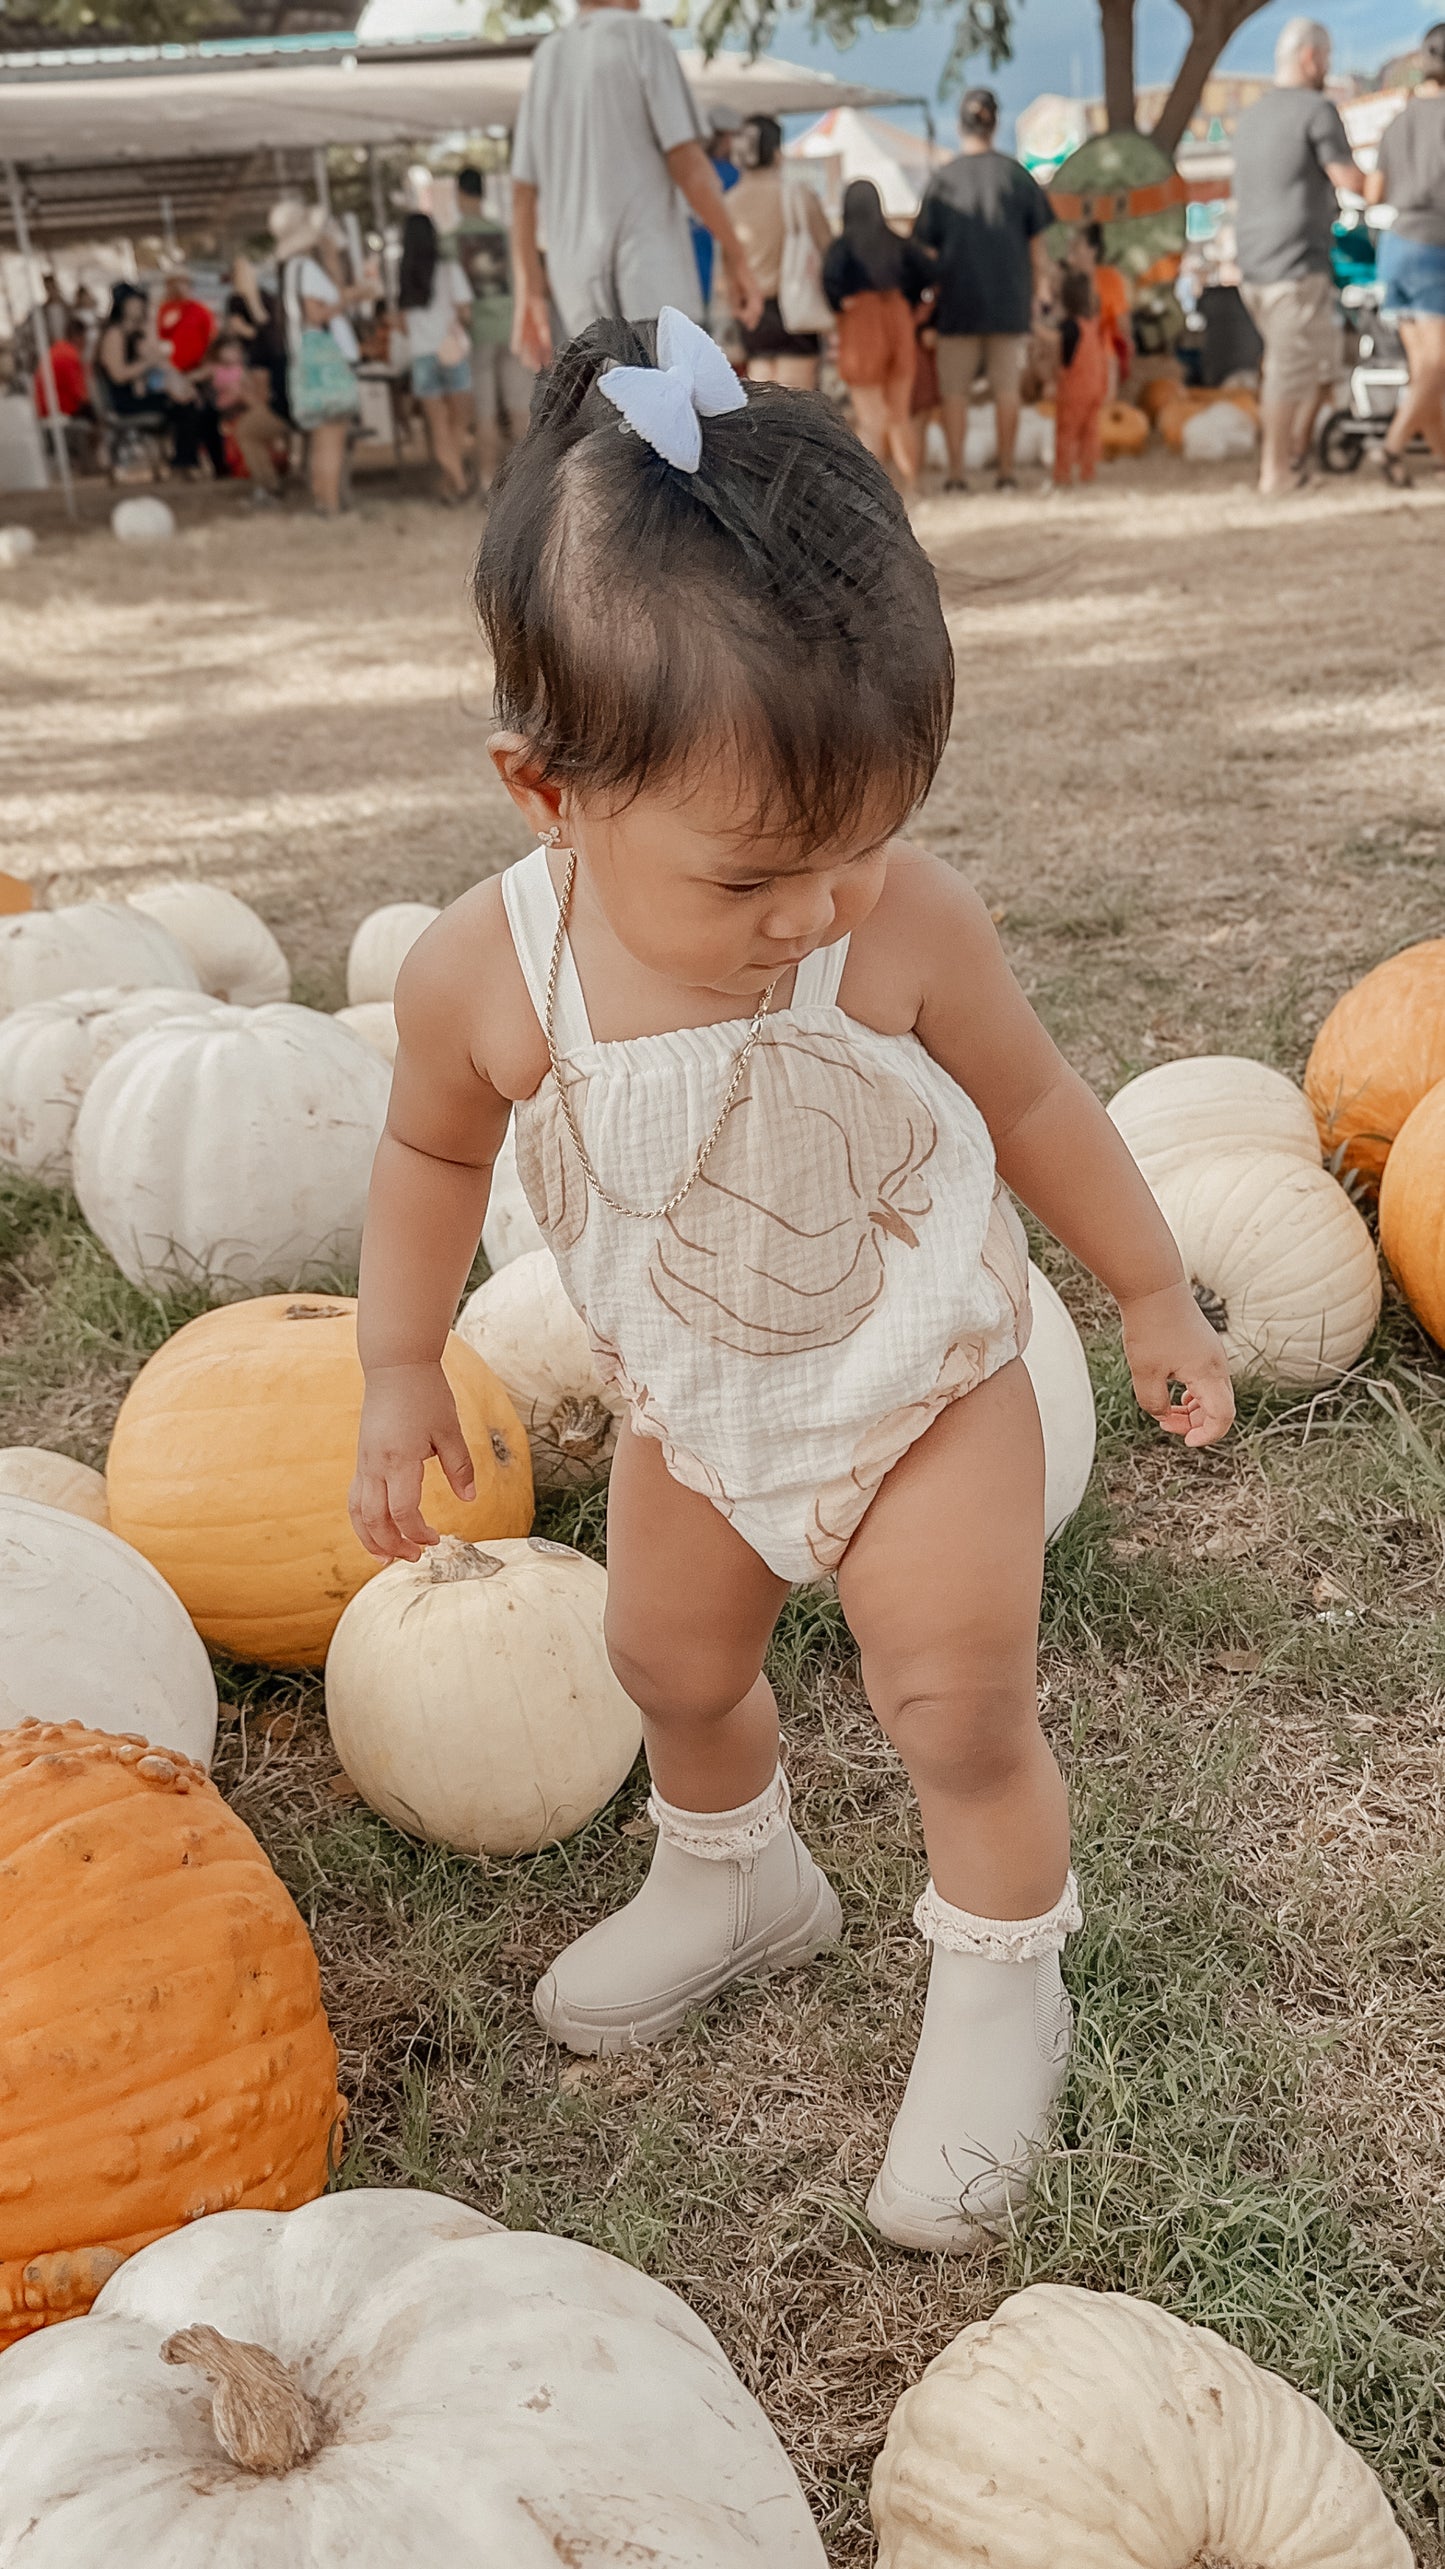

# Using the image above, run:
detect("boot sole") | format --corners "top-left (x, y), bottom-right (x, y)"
top-left (865, 2161), bottom-right (1010, 2255)
top-left (534, 1871), bottom-right (844, 2057)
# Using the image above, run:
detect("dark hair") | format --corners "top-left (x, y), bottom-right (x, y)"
top-left (107, 283), bottom-right (144, 326)
top-left (457, 165), bottom-right (484, 199)
top-left (745, 113), bottom-right (783, 169)
top-left (959, 86), bottom-right (999, 136)
top-left (1060, 268), bottom-right (1097, 320)
top-left (1081, 220), bottom-right (1107, 259)
top-left (1422, 19), bottom-right (1445, 73)
top-left (841, 178), bottom-right (906, 293)
top-left (475, 319), bottom-right (952, 853)
top-left (398, 211), bottom-right (438, 312)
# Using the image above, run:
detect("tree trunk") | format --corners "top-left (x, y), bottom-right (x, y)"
top-left (1099, 0), bottom-right (1138, 133)
top-left (1149, 0), bottom-right (1264, 158)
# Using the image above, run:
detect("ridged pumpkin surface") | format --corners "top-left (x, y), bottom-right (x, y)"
top-left (106, 1295), bottom-right (533, 1665)
top-left (1305, 937), bottom-right (1445, 1188)
top-left (0, 1720), bottom-right (342, 2351)
top-left (1379, 1077), bottom-right (1445, 1349)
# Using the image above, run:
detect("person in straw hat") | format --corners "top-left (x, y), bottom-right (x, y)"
top-left (269, 198), bottom-right (374, 516)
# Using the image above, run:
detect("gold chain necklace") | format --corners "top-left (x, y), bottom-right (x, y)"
top-left (543, 848), bottom-right (780, 1223)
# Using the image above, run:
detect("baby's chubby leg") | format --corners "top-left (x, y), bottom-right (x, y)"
top-left (837, 1357), bottom-right (1080, 2251)
top-left (532, 1425), bottom-right (841, 2055)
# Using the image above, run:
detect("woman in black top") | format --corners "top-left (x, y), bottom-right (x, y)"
top-left (96, 285), bottom-right (159, 418)
top-left (823, 180), bottom-right (935, 489)
top-left (1365, 21), bottom-right (1445, 480)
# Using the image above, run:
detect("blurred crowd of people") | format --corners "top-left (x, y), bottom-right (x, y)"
top-left (18, 2), bottom-right (1444, 511)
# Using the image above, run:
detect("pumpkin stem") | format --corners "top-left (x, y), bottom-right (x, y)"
top-left (419, 1535), bottom-right (503, 1583)
top-left (554, 1395), bottom-right (613, 1456)
top-left (162, 2324), bottom-right (327, 2474)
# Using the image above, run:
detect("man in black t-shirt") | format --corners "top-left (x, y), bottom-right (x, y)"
top-left (1233, 17), bottom-right (1362, 492)
top-left (913, 88), bottom-right (1053, 490)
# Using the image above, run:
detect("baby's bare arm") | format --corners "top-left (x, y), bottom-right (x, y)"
top-left (894, 854), bottom-right (1233, 1445)
top-left (352, 916), bottom-right (515, 1559)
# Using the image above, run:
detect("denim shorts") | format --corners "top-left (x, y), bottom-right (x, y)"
top-left (1378, 231), bottom-right (1445, 321)
top-left (411, 350), bottom-right (472, 399)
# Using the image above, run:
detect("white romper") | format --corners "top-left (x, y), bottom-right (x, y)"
top-left (503, 846), bottom-right (1032, 1583)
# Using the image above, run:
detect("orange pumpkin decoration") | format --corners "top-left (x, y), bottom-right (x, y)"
top-left (107, 1295), bottom-right (534, 1666)
top-left (1138, 374), bottom-right (1185, 422)
top-left (1100, 400), bottom-right (1150, 459)
top-left (0, 1719), bottom-right (342, 2351)
top-left (1378, 1078), bottom-right (1445, 1348)
top-left (1304, 938), bottom-right (1445, 1190)
top-left (0, 872), bottom-right (32, 915)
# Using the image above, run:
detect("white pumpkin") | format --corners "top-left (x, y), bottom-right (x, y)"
top-left (0, 1447), bottom-right (109, 1525)
top-left (1108, 1056), bottom-right (1320, 1188)
top-left (482, 1119), bottom-right (546, 1269)
top-left (1151, 1148), bottom-right (1381, 1388)
top-left (334, 999), bottom-right (398, 1062)
top-left (112, 495), bottom-right (175, 543)
top-left (0, 526), bottom-right (38, 567)
top-left (0, 905), bottom-right (199, 1021)
top-left (871, 2282), bottom-right (1410, 2569)
top-left (71, 1003), bottom-right (392, 1295)
top-left (0, 1494), bottom-right (216, 1765)
top-left (0, 2187), bottom-right (826, 2566)
top-left (128, 884), bottom-right (290, 1006)
top-left (0, 984), bottom-right (224, 1181)
top-left (326, 1534), bottom-right (642, 1855)
top-left (458, 1250), bottom-right (623, 1490)
top-left (1022, 1264), bottom-right (1097, 1541)
top-left (345, 901), bottom-right (439, 1005)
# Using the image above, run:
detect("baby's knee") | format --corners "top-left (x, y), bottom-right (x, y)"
top-left (876, 1665), bottom-right (1039, 1795)
top-left (605, 1626), bottom-right (760, 1731)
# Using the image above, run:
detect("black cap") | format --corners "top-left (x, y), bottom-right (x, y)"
top-left (960, 85), bottom-right (1000, 132)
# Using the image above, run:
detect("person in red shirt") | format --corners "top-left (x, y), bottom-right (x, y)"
top-left (156, 269), bottom-right (228, 478)
top-left (32, 330), bottom-right (90, 419)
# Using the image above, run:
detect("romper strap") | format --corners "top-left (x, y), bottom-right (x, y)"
top-left (794, 933), bottom-right (851, 1009)
top-left (500, 847), bottom-right (594, 1050)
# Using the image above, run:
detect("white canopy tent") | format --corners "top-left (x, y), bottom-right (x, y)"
top-left (0, 38), bottom-right (905, 246)
top-left (787, 105), bottom-right (947, 219)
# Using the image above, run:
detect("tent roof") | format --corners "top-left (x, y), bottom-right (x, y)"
top-left (0, 37), bottom-right (903, 246)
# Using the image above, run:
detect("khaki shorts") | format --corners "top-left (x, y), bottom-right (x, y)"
top-left (935, 332), bottom-right (1028, 404)
top-left (1240, 276), bottom-right (1340, 405)
top-left (472, 341), bottom-right (535, 432)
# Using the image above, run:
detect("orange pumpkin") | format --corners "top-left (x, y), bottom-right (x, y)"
top-left (1304, 938), bottom-right (1445, 1189)
top-left (1378, 1078), bottom-right (1445, 1348)
top-left (0, 872), bottom-right (32, 915)
top-left (1138, 374), bottom-right (1185, 422)
top-left (107, 1294), bottom-right (534, 1666)
top-left (1157, 394), bottom-right (1206, 452)
top-left (1100, 400), bottom-right (1150, 459)
top-left (0, 1719), bottom-right (342, 2350)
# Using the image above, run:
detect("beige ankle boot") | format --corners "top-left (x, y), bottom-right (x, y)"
top-left (533, 1769), bottom-right (843, 2057)
top-left (867, 1873), bottom-right (1081, 2254)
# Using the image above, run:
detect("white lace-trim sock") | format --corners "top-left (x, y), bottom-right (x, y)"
top-left (913, 1870), bottom-right (1083, 1964)
top-left (646, 1765), bottom-right (793, 1862)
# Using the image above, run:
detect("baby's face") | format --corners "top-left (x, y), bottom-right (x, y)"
top-left (568, 773), bottom-right (895, 1000)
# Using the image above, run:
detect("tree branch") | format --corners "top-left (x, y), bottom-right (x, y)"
top-left (1149, 0), bottom-right (1264, 157)
top-left (1099, 0), bottom-right (1138, 132)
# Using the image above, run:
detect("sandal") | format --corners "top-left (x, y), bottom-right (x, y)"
top-left (942, 476), bottom-right (969, 494)
top-left (1373, 447), bottom-right (1413, 489)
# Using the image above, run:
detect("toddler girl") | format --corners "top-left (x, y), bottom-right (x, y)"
top-left (208, 332), bottom-right (249, 416)
top-left (1051, 269), bottom-right (1111, 489)
top-left (350, 310), bottom-right (1234, 2254)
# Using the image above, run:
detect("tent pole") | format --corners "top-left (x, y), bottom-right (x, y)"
top-left (368, 145), bottom-right (385, 238)
top-left (4, 159), bottom-right (76, 521)
top-left (313, 146), bottom-right (332, 216)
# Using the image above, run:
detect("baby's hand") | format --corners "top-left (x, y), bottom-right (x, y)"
top-left (1120, 1281), bottom-right (1236, 1449)
top-left (349, 1361), bottom-right (476, 1563)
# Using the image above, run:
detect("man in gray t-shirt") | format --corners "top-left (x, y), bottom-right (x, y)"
top-left (511, 0), bottom-right (760, 366)
top-left (1232, 16), bottom-right (1362, 493)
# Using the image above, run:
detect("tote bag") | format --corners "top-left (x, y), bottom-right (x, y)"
top-left (777, 182), bottom-right (833, 338)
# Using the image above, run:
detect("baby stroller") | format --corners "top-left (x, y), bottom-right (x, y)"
top-left (1317, 283), bottom-right (1410, 473)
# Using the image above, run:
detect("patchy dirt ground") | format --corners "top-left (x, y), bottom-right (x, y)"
top-left (2, 457), bottom-right (1444, 2559)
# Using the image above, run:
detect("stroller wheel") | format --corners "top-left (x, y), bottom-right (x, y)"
top-left (1318, 411), bottom-right (1365, 474)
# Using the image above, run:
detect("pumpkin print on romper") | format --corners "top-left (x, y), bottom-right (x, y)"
top-left (527, 1027), bottom-right (942, 1356)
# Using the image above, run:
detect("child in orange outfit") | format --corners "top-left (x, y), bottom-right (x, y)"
top-left (1052, 270), bottom-right (1110, 487)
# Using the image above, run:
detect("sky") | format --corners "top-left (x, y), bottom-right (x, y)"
top-left (354, 0), bottom-right (1435, 141)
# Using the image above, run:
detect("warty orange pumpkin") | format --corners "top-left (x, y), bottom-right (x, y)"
top-left (0, 1719), bottom-right (342, 2352)
top-left (106, 1295), bottom-right (534, 1666)
top-left (1378, 1077), bottom-right (1445, 1349)
top-left (1304, 937), bottom-right (1445, 1189)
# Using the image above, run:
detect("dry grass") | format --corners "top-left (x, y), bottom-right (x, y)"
top-left (3, 460), bottom-right (1445, 2557)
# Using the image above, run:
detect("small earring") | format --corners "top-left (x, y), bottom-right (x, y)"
top-left (542, 824), bottom-right (561, 847)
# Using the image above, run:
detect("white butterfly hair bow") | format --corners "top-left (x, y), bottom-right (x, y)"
top-left (596, 306), bottom-right (747, 472)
